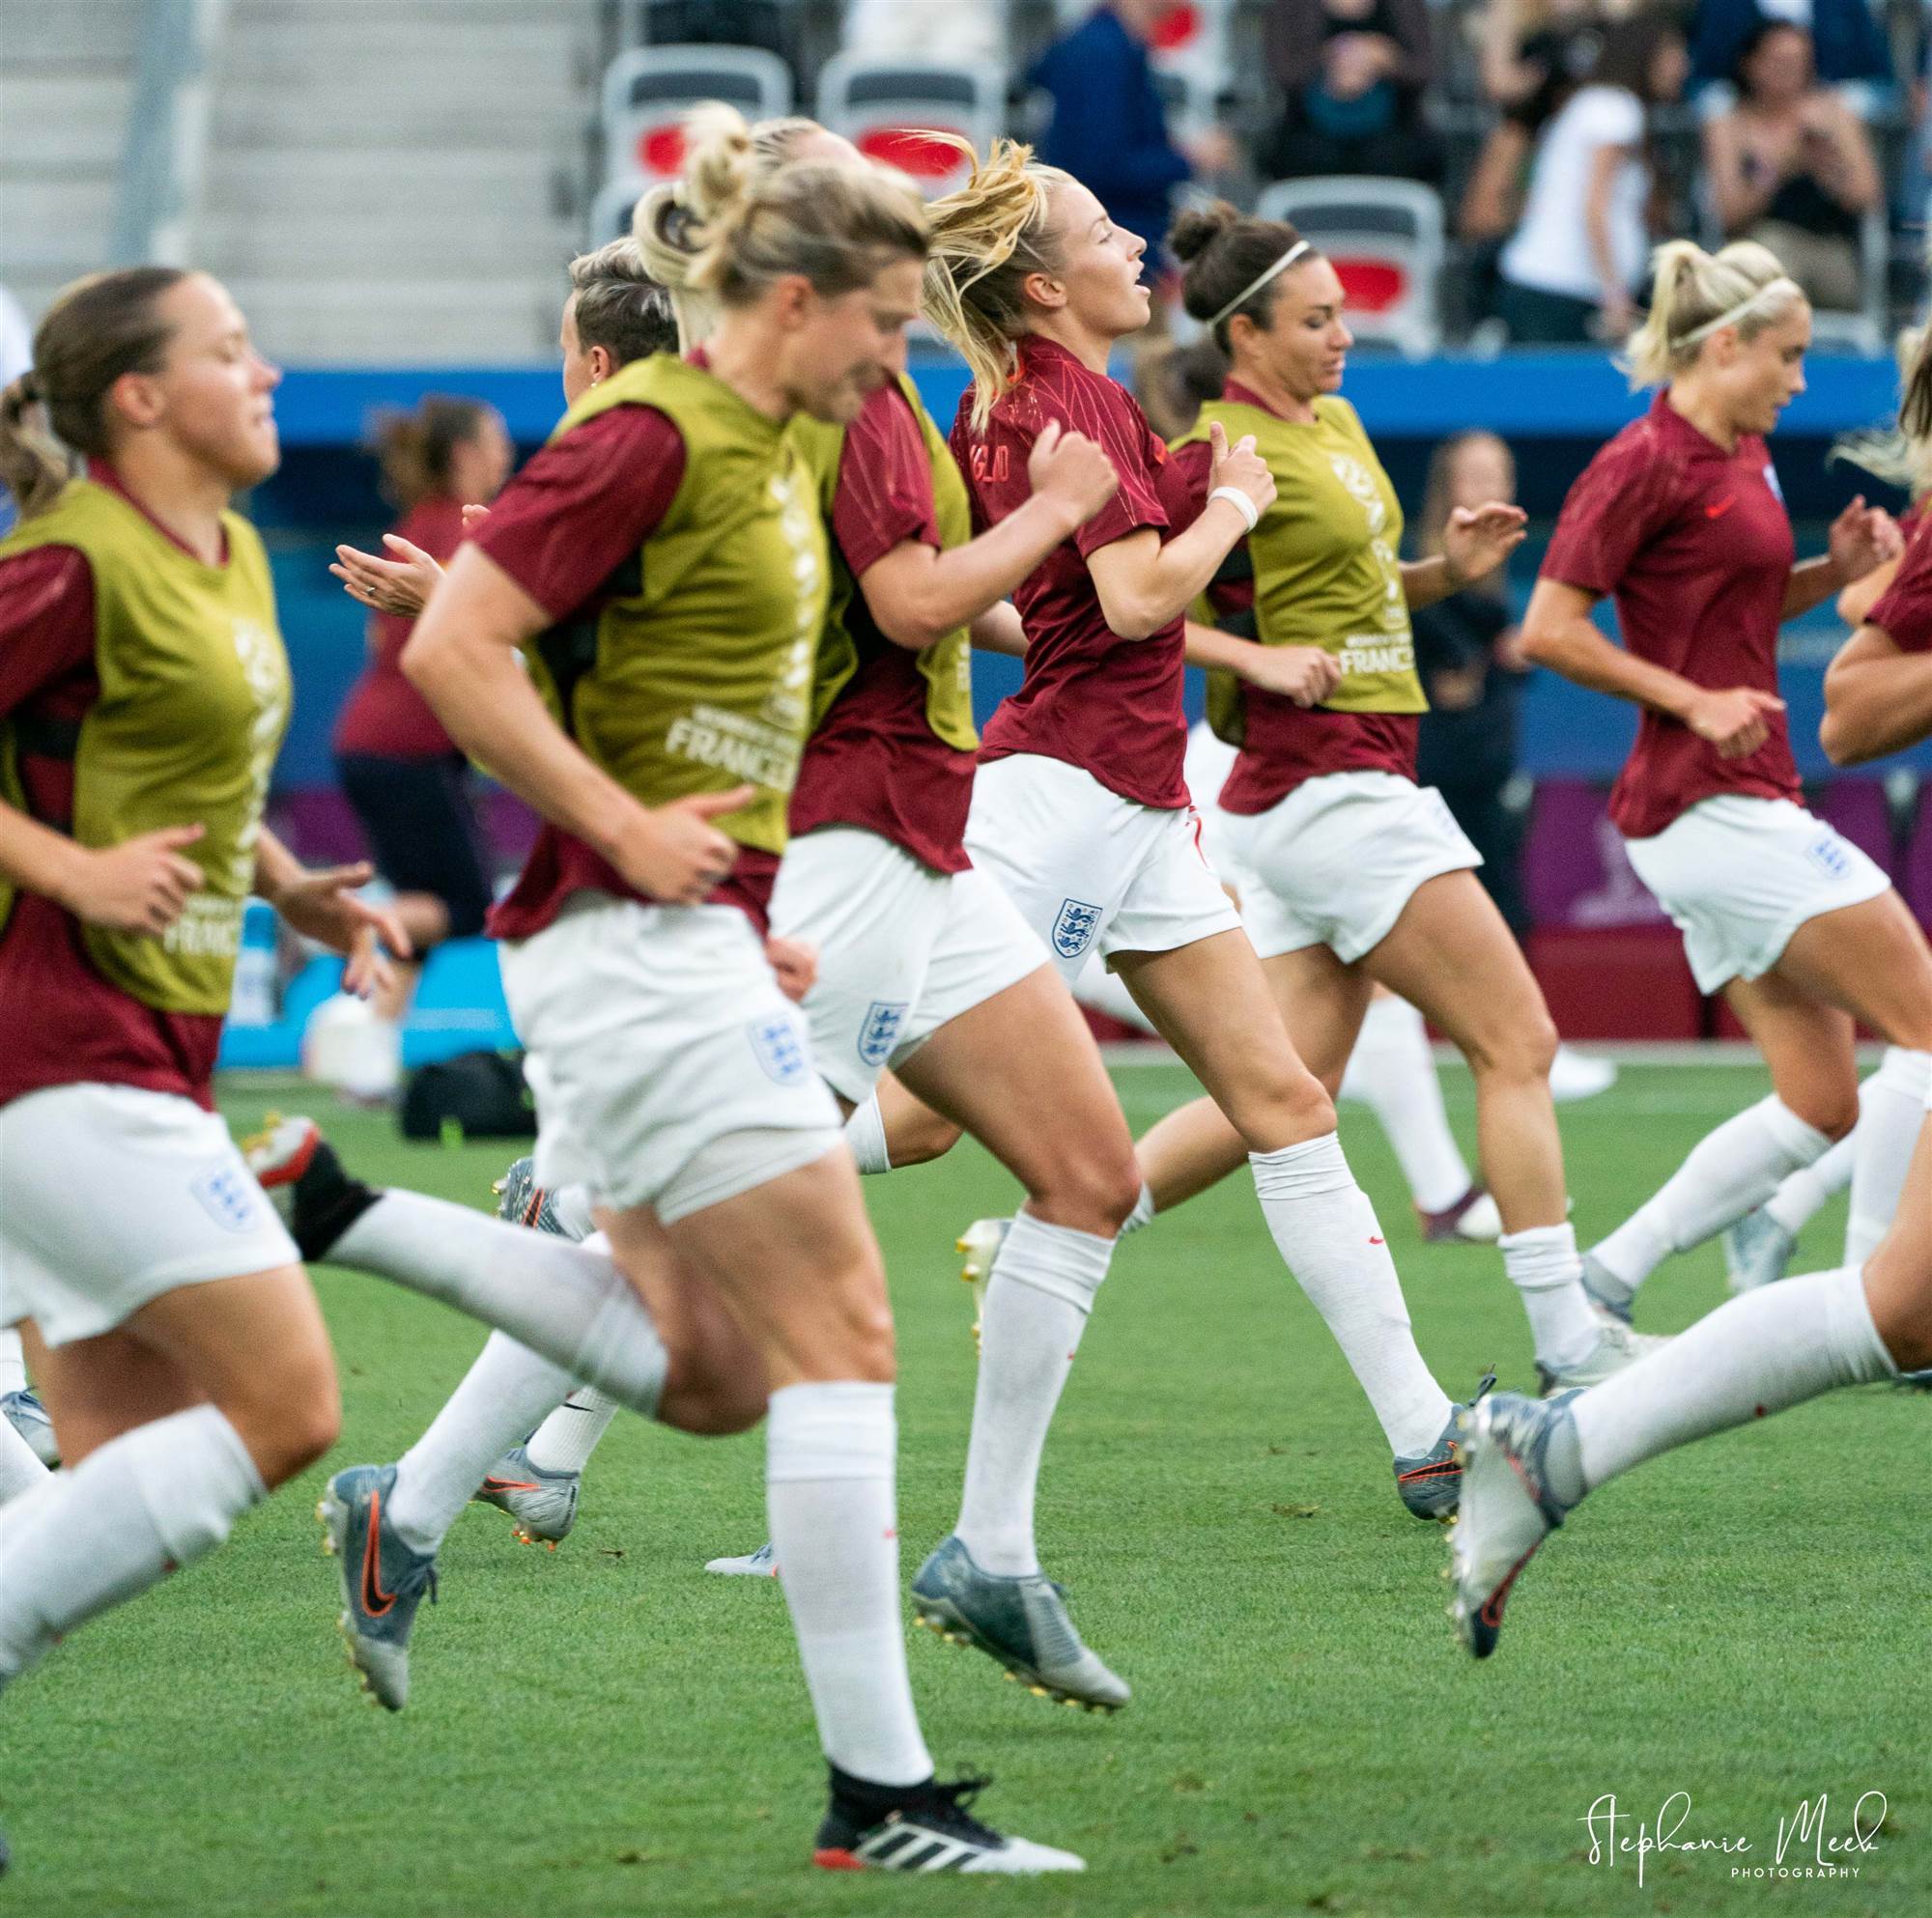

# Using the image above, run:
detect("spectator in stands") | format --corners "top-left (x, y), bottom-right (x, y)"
top-left (1032, 2), bottom-right (1236, 262)
top-left (844, 0), bottom-right (1002, 64)
top-left (0, 283), bottom-right (27, 536)
top-left (330, 398), bottom-right (511, 1030)
top-left (1690, 0), bottom-right (1890, 93)
top-left (1493, 8), bottom-right (1690, 341)
top-left (1413, 431), bottom-right (1534, 937)
top-left (1703, 21), bottom-right (1880, 311)
top-left (1264, 0), bottom-right (1442, 183)
top-left (1479, 0), bottom-right (1607, 122)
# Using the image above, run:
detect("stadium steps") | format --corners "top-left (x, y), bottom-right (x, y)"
top-left (0, 0), bottom-right (141, 319)
top-left (198, 0), bottom-right (606, 362)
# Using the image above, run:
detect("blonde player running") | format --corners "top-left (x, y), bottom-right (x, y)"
top-left (274, 129), bottom-right (1082, 1871)
top-left (913, 139), bottom-right (1477, 1522)
top-left (1518, 240), bottom-right (1926, 1332)
top-left (0, 267), bottom-right (408, 1872)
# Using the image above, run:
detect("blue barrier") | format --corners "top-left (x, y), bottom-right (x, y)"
top-left (270, 351), bottom-right (1900, 446)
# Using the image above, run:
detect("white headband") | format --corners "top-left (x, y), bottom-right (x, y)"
top-left (1674, 276), bottom-right (1803, 348)
top-left (1208, 240), bottom-right (1312, 328)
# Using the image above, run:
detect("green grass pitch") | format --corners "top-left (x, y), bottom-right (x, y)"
top-left (7, 1061), bottom-right (1923, 1917)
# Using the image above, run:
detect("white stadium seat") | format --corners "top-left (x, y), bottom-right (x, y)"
top-left (815, 51), bottom-right (1007, 197)
top-left (1255, 175), bottom-right (1445, 359)
top-left (600, 44), bottom-right (794, 187)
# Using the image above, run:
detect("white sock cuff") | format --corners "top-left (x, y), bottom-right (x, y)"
top-left (128, 1405), bottom-right (266, 1565)
top-left (766, 1380), bottom-right (895, 1482)
top-left (1826, 1266), bottom-right (1900, 1382)
top-left (842, 1095), bottom-right (892, 1175)
top-left (1498, 1221), bottom-right (1581, 1290)
top-left (1250, 1131), bottom-right (1352, 1201)
top-left (989, 1208), bottom-right (1115, 1313)
top-left (1760, 1095), bottom-right (1833, 1162)
top-left (1873, 1046), bottom-right (1932, 1104)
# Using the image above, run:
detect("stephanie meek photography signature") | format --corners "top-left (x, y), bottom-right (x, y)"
top-left (1578, 1791), bottom-right (1889, 1888)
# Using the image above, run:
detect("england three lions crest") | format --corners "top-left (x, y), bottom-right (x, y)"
top-left (857, 1000), bottom-right (909, 1069)
top-left (1052, 897), bottom-right (1103, 960)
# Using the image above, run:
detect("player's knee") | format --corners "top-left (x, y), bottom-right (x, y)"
top-left (1028, 1148), bottom-right (1143, 1235)
top-left (890, 1107), bottom-right (963, 1168)
top-left (664, 1359), bottom-right (768, 1436)
top-left (1791, 1085), bottom-right (1861, 1143)
top-left (1467, 1007), bottom-right (1559, 1084)
top-left (240, 1372), bottom-right (340, 1487)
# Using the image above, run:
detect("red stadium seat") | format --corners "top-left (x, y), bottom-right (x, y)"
top-left (816, 52), bottom-right (1007, 199)
top-left (600, 44), bottom-right (794, 190)
top-left (1254, 176), bottom-right (1444, 358)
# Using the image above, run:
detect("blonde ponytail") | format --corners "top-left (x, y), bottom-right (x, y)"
top-left (635, 103), bottom-right (926, 347)
top-left (922, 138), bottom-right (1072, 430)
top-left (1623, 238), bottom-right (1804, 388)
top-left (1833, 324), bottom-right (1932, 497)
top-left (0, 372), bottom-right (71, 522)
top-left (0, 266), bottom-right (188, 522)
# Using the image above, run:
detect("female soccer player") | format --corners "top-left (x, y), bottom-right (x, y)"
top-left (351, 120), bottom-right (1151, 1714)
top-left (279, 121), bottom-right (1082, 1871)
top-left (1075, 200), bottom-right (1644, 1396)
top-left (1518, 240), bottom-right (1928, 1330)
top-left (0, 268), bottom-right (403, 1761)
top-left (918, 139), bottom-right (1474, 1516)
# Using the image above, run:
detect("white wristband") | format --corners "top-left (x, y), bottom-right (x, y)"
top-left (1209, 486), bottom-right (1260, 533)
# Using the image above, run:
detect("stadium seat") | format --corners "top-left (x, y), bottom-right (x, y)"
top-left (1254, 176), bottom-right (1445, 357)
top-left (600, 44), bottom-right (794, 188)
top-left (816, 51), bottom-right (1007, 195)
top-left (628, 0), bottom-right (798, 63)
top-left (589, 176), bottom-right (647, 247)
top-left (1050, 0), bottom-right (1234, 93)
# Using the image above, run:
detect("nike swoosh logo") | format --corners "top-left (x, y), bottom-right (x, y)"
top-left (1369, 1234), bottom-right (1384, 1245)
top-left (360, 1490), bottom-right (398, 1617)
top-left (1705, 496), bottom-right (1737, 520)
top-left (481, 1477), bottom-right (537, 1494)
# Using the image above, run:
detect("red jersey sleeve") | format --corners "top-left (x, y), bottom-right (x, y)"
top-left (1541, 430), bottom-right (1683, 598)
top-left (1163, 437), bottom-right (1214, 537)
top-left (1066, 383), bottom-right (1171, 559)
top-left (472, 406), bottom-right (686, 622)
top-left (1868, 516), bottom-right (1932, 654)
top-left (0, 545), bottom-right (96, 717)
top-left (833, 382), bottom-right (940, 578)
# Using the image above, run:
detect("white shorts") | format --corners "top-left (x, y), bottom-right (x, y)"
top-left (1183, 719), bottom-right (1240, 875)
top-left (771, 828), bottom-right (1049, 1105)
top-left (499, 898), bottom-right (842, 1224)
top-left (964, 752), bottom-right (1242, 983)
top-left (0, 1084), bottom-right (299, 1348)
top-left (1218, 770), bottom-right (1482, 963)
top-left (1624, 794), bottom-right (1892, 994)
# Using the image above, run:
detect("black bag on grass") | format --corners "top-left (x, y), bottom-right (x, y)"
top-left (400, 1050), bottom-right (537, 1142)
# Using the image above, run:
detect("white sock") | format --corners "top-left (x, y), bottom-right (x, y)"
top-left (954, 1210), bottom-right (1114, 1575)
top-left (766, 1381), bottom-right (931, 1788)
top-left (526, 1388), bottom-right (621, 1475)
top-left (333, 1195), bottom-right (668, 1414)
top-left (387, 1331), bottom-right (581, 1555)
top-left (1588, 1095), bottom-right (1831, 1306)
top-left (0, 1404), bottom-right (263, 1681)
top-left (1846, 1048), bottom-right (1931, 1264)
top-left (1250, 1133), bottom-right (1453, 1456)
top-left (1340, 996), bottom-right (1472, 1214)
top-left (0, 1327), bottom-right (27, 1396)
top-left (842, 1095), bottom-right (891, 1175)
top-left (1499, 1223), bottom-right (1601, 1371)
top-left (0, 1415), bottom-right (49, 1506)
top-left (1765, 1127), bottom-right (1858, 1237)
top-left (1121, 1181), bottom-right (1155, 1236)
top-left (1572, 1267), bottom-right (1896, 1495)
